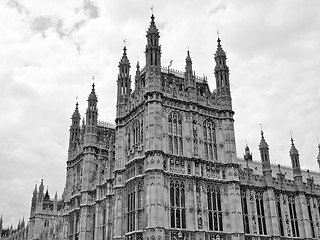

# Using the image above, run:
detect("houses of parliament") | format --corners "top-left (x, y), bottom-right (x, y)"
top-left (2, 14), bottom-right (320, 240)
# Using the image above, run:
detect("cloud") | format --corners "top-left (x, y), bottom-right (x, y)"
top-left (0, 0), bottom-right (320, 229)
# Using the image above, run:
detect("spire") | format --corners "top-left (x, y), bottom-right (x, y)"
top-left (289, 137), bottom-right (299, 156)
top-left (214, 36), bottom-right (230, 97)
top-left (117, 46), bottom-right (131, 98)
top-left (186, 50), bottom-right (192, 63)
top-left (72, 102), bottom-right (81, 120)
top-left (69, 101), bottom-right (81, 151)
top-left (86, 82), bottom-right (98, 127)
top-left (145, 13), bottom-right (161, 67)
top-left (39, 179), bottom-right (44, 194)
top-left (244, 144), bottom-right (252, 161)
top-left (289, 137), bottom-right (302, 179)
top-left (185, 50), bottom-right (195, 90)
top-left (119, 46), bottom-right (130, 67)
top-left (259, 130), bottom-right (272, 183)
top-left (88, 83), bottom-right (97, 102)
top-left (134, 61), bottom-right (141, 90)
top-left (215, 37), bottom-right (226, 58)
top-left (147, 14), bottom-right (159, 36)
top-left (33, 184), bottom-right (38, 196)
top-left (44, 188), bottom-right (50, 201)
top-left (259, 130), bottom-right (269, 150)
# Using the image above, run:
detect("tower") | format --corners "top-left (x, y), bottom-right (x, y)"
top-left (79, 84), bottom-right (99, 240)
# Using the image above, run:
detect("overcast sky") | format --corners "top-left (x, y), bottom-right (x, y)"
top-left (0, 0), bottom-right (319, 228)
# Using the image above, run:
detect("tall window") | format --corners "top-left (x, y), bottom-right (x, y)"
top-left (168, 113), bottom-right (183, 155)
top-left (241, 190), bottom-right (250, 234)
top-left (203, 120), bottom-right (217, 161)
top-left (256, 192), bottom-right (267, 235)
top-left (207, 186), bottom-right (223, 231)
top-left (307, 198), bottom-right (315, 238)
top-left (288, 196), bottom-right (299, 237)
top-left (127, 187), bottom-right (136, 232)
top-left (132, 120), bottom-right (141, 147)
top-left (127, 185), bottom-right (143, 232)
top-left (102, 208), bottom-right (106, 240)
top-left (275, 194), bottom-right (284, 236)
top-left (137, 186), bottom-right (143, 230)
top-left (170, 181), bottom-right (186, 229)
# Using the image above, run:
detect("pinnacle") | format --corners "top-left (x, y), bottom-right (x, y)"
top-left (289, 137), bottom-right (299, 155)
top-left (215, 37), bottom-right (226, 59)
top-left (259, 130), bottom-right (269, 149)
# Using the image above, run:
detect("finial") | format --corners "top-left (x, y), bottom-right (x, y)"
top-left (75, 97), bottom-right (79, 109)
top-left (151, 6), bottom-right (154, 15)
top-left (92, 77), bottom-right (95, 90)
top-left (245, 140), bottom-right (248, 147)
top-left (260, 123), bottom-right (264, 138)
top-left (217, 30), bottom-right (221, 45)
top-left (290, 131), bottom-right (294, 145)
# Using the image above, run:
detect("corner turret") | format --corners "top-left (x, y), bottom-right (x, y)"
top-left (69, 102), bottom-right (81, 152)
top-left (134, 61), bottom-right (141, 91)
top-left (259, 131), bottom-right (272, 184)
top-left (86, 83), bottom-right (98, 127)
top-left (117, 46), bottom-right (131, 98)
top-left (244, 144), bottom-right (252, 161)
top-left (290, 137), bottom-right (302, 181)
top-left (214, 37), bottom-right (232, 110)
top-left (145, 14), bottom-right (161, 68)
top-left (185, 50), bottom-right (195, 90)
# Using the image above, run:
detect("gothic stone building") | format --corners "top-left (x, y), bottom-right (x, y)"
top-left (45, 14), bottom-right (320, 240)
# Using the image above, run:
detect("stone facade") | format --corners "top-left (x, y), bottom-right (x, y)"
top-left (3, 13), bottom-right (320, 240)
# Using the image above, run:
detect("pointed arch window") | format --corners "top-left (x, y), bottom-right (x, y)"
top-left (207, 186), bottom-right (223, 231)
top-left (307, 198), bottom-right (315, 238)
top-left (168, 112), bottom-right (183, 155)
top-left (203, 120), bottom-right (217, 161)
top-left (275, 194), bottom-right (284, 236)
top-left (170, 181), bottom-right (186, 229)
top-left (255, 192), bottom-right (267, 235)
top-left (241, 190), bottom-right (250, 234)
top-left (288, 195), bottom-right (299, 237)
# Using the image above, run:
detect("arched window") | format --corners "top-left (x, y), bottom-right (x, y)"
top-left (170, 181), bottom-right (186, 229)
top-left (288, 195), bottom-right (299, 237)
top-left (241, 190), bottom-right (250, 234)
top-left (256, 192), bottom-right (267, 235)
top-left (276, 194), bottom-right (284, 236)
top-left (203, 120), bottom-right (217, 161)
top-left (207, 186), bottom-right (223, 231)
top-left (168, 112), bottom-right (183, 155)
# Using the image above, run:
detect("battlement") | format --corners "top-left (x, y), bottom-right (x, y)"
top-left (139, 65), bottom-right (208, 83)
top-left (97, 121), bottom-right (116, 129)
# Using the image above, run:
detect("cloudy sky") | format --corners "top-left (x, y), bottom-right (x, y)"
top-left (0, 0), bottom-right (319, 228)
